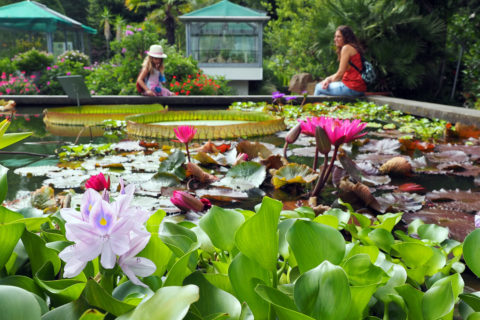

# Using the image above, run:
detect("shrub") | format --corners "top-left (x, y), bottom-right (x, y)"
top-left (57, 50), bottom-right (90, 65)
top-left (0, 58), bottom-right (15, 75)
top-left (11, 48), bottom-right (54, 75)
top-left (0, 72), bottom-right (40, 95)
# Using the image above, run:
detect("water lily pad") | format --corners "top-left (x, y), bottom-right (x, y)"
top-left (291, 146), bottom-right (317, 158)
top-left (112, 140), bottom-right (145, 152)
top-left (426, 150), bottom-right (469, 165)
top-left (271, 163), bottom-right (318, 189)
top-left (376, 192), bottom-right (425, 213)
top-left (14, 165), bottom-right (61, 177)
top-left (359, 139), bottom-right (401, 155)
top-left (213, 161), bottom-right (266, 191)
top-left (236, 141), bottom-right (272, 160)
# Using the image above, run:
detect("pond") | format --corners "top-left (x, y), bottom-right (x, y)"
top-left (2, 102), bottom-right (480, 242)
top-left (3, 101), bottom-right (480, 319)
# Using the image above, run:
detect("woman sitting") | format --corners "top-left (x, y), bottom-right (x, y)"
top-left (314, 25), bottom-right (366, 96)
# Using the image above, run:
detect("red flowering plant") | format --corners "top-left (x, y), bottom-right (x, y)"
top-left (0, 72), bottom-right (40, 95)
top-left (169, 72), bottom-right (222, 96)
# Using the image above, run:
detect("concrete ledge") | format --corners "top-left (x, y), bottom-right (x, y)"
top-left (367, 96), bottom-right (480, 127)
top-left (5, 94), bottom-right (479, 126)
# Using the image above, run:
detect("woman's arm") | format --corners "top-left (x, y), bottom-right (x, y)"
top-left (136, 68), bottom-right (155, 96)
top-left (321, 45), bottom-right (356, 89)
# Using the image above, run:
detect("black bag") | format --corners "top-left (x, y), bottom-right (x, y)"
top-left (349, 56), bottom-right (376, 85)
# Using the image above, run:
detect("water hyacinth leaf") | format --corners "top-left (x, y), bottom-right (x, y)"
top-left (0, 275), bottom-right (45, 298)
top-left (422, 278), bottom-right (455, 320)
top-left (184, 272), bottom-right (242, 319)
top-left (0, 205), bottom-right (23, 223)
top-left (368, 228), bottom-right (394, 253)
top-left (235, 197), bottom-right (282, 272)
top-left (324, 208), bottom-right (350, 228)
top-left (139, 210), bottom-right (172, 277)
top-left (159, 221), bottom-right (198, 257)
top-left (350, 211), bottom-right (372, 228)
top-left (228, 253), bottom-right (271, 320)
top-left (0, 131), bottom-right (33, 150)
top-left (83, 279), bottom-right (136, 317)
top-left (21, 230), bottom-right (61, 276)
top-left (313, 214), bottom-right (338, 229)
top-left (395, 284), bottom-right (424, 320)
top-left (192, 226), bottom-right (216, 254)
top-left (271, 163), bottom-right (318, 189)
top-left (407, 219), bottom-right (425, 235)
top-left (214, 162), bottom-right (266, 191)
top-left (344, 244), bottom-right (379, 264)
top-left (163, 243), bottom-right (200, 287)
top-left (278, 219), bottom-right (295, 259)
top-left (40, 299), bottom-right (90, 320)
top-left (79, 309), bottom-right (105, 320)
top-left (112, 281), bottom-right (153, 305)
top-left (417, 224), bottom-right (449, 243)
top-left (342, 254), bottom-right (388, 286)
top-left (0, 222), bottom-right (24, 270)
top-left (287, 220), bottom-right (345, 274)
top-left (0, 164), bottom-right (8, 203)
top-left (348, 284), bottom-right (379, 320)
top-left (0, 285), bottom-right (42, 320)
top-left (127, 285), bottom-right (199, 320)
top-left (203, 273), bottom-right (234, 296)
top-left (459, 293), bottom-right (480, 312)
top-left (255, 284), bottom-right (315, 320)
top-left (294, 261), bottom-right (351, 320)
top-left (391, 242), bottom-right (433, 268)
top-left (462, 229), bottom-right (480, 278)
top-left (199, 206), bottom-right (245, 252)
top-left (35, 262), bottom-right (86, 306)
top-left (424, 247), bottom-right (447, 276)
top-left (374, 212), bottom-right (403, 232)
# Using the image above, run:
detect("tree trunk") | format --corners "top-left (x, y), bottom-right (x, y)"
top-left (164, 5), bottom-right (175, 45)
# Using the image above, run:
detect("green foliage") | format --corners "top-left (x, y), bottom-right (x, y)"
top-left (0, 58), bottom-right (15, 75)
top-left (11, 49), bottom-right (54, 75)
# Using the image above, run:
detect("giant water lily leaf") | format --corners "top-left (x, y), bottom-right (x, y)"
top-left (214, 161), bottom-right (266, 191)
top-left (271, 163), bottom-right (318, 189)
top-left (287, 220), bottom-right (345, 273)
top-left (184, 272), bottom-right (241, 320)
top-left (236, 141), bottom-right (272, 160)
top-left (359, 139), bottom-right (401, 155)
top-left (294, 261), bottom-right (351, 320)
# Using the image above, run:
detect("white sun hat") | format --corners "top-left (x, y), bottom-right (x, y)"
top-left (146, 44), bottom-right (167, 58)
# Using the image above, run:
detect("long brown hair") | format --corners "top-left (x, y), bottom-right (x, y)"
top-left (335, 25), bottom-right (364, 59)
top-left (142, 55), bottom-right (165, 75)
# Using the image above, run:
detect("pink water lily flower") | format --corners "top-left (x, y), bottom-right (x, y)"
top-left (173, 125), bottom-right (197, 143)
top-left (323, 117), bottom-right (367, 146)
top-left (299, 117), bottom-right (327, 137)
top-left (85, 172), bottom-right (110, 191)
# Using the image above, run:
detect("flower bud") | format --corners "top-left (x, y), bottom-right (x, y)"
top-left (315, 126), bottom-right (331, 154)
top-left (285, 123), bottom-right (302, 144)
top-left (170, 191), bottom-right (205, 212)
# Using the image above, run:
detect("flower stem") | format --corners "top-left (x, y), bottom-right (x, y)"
top-left (283, 142), bottom-right (289, 160)
top-left (185, 142), bottom-right (191, 162)
top-left (311, 147), bottom-right (338, 198)
top-left (312, 146), bottom-right (319, 171)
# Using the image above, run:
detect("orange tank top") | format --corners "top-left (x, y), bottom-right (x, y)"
top-left (342, 53), bottom-right (367, 92)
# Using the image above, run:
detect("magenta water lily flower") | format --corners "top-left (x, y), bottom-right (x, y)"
top-left (174, 125), bottom-right (197, 143)
top-left (323, 117), bottom-right (367, 146)
top-left (85, 172), bottom-right (110, 191)
top-left (170, 190), bottom-right (206, 212)
top-left (299, 117), bottom-right (327, 136)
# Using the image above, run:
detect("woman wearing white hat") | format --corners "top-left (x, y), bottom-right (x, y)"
top-left (136, 44), bottom-right (173, 96)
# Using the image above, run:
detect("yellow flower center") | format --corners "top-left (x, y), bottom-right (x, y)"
top-left (100, 217), bottom-right (107, 226)
top-left (89, 204), bottom-right (92, 212)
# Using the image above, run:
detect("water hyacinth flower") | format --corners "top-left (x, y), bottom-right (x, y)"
top-left (475, 214), bottom-right (480, 228)
top-left (173, 125), bottom-right (197, 162)
top-left (121, 48), bottom-right (126, 54)
top-left (170, 190), bottom-right (207, 212)
top-left (125, 30), bottom-right (134, 36)
top-left (85, 172), bottom-right (110, 191)
top-left (285, 96), bottom-right (297, 102)
top-left (59, 182), bottom-right (155, 285)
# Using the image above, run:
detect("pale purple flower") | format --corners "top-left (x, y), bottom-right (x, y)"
top-left (475, 214), bottom-right (480, 228)
top-left (136, 28), bottom-right (142, 32)
top-left (126, 25), bottom-right (133, 29)
top-left (121, 47), bottom-right (127, 54)
top-left (272, 91), bottom-right (285, 99)
top-left (285, 96), bottom-right (297, 101)
top-left (66, 72), bottom-right (71, 76)
top-left (118, 235), bottom-right (156, 287)
top-left (125, 30), bottom-right (134, 36)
